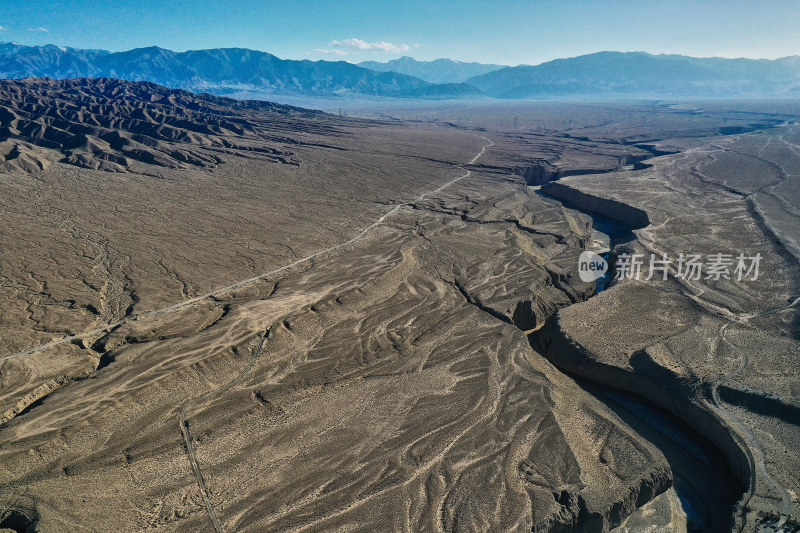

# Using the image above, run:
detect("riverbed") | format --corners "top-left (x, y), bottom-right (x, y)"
top-left (530, 186), bottom-right (743, 532)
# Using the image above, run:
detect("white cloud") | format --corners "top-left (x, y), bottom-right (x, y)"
top-left (314, 48), bottom-right (348, 56)
top-left (28, 26), bottom-right (48, 32)
top-left (329, 38), bottom-right (410, 54)
top-left (0, 25), bottom-right (6, 31)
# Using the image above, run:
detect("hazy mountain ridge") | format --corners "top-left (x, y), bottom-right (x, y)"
top-left (358, 56), bottom-right (505, 83)
top-left (0, 42), bottom-right (480, 98)
top-left (466, 51), bottom-right (800, 98)
top-left (2, 44), bottom-right (800, 99)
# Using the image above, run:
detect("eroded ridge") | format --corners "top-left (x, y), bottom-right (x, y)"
top-left (0, 77), bottom-right (330, 172)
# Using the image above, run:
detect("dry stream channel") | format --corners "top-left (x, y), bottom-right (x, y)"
top-left (531, 194), bottom-right (744, 533)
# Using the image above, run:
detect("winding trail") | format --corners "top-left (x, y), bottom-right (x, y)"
top-left (0, 137), bottom-right (494, 365)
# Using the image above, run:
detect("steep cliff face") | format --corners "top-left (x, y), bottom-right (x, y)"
top-left (540, 182), bottom-right (651, 229)
top-left (534, 291), bottom-right (752, 476)
top-left (514, 161), bottom-right (560, 185)
top-left (539, 123), bottom-right (800, 529)
top-left (513, 161), bottom-right (641, 187)
top-left (532, 278), bottom-right (756, 533)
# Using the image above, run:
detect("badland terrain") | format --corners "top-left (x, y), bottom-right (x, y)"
top-left (0, 78), bottom-right (798, 533)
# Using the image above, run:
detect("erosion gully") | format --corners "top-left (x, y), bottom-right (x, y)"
top-left (530, 192), bottom-right (744, 533)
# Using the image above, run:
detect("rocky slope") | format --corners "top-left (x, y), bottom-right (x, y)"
top-left (0, 77), bottom-right (322, 172)
top-left (0, 80), bottom-right (682, 532)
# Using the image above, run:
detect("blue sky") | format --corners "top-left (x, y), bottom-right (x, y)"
top-left (1, 0), bottom-right (798, 65)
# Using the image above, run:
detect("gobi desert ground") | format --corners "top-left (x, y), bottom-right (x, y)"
top-left (0, 79), bottom-right (798, 533)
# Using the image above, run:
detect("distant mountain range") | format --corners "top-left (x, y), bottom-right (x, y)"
top-left (465, 51), bottom-right (800, 98)
top-left (0, 43), bottom-right (480, 98)
top-left (1, 43), bottom-right (799, 100)
top-left (358, 56), bottom-right (505, 84)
